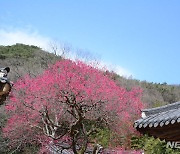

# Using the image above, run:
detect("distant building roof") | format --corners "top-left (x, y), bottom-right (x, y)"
top-left (134, 101), bottom-right (180, 141)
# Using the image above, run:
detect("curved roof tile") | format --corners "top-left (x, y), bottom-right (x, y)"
top-left (134, 101), bottom-right (180, 129)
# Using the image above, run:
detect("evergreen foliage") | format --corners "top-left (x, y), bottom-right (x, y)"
top-left (131, 135), bottom-right (180, 154)
top-left (0, 43), bottom-right (39, 59)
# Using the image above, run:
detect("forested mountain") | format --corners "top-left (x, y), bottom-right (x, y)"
top-left (111, 73), bottom-right (180, 108)
top-left (0, 44), bottom-right (61, 82)
top-left (1, 44), bottom-right (180, 109)
top-left (0, 44), bottom-right (180, 153)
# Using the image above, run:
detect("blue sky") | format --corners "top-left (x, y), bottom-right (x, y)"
top-left (0, 0), bottom-right (180, 84)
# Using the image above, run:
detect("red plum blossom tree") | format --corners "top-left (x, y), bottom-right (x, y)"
top-left (3, 59), bottom-right (143, 153)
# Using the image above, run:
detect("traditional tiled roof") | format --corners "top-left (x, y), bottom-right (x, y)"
top-left (134, 101), bottom-right (180, 129)
top-left (134, 101), bottom-right (180, 141)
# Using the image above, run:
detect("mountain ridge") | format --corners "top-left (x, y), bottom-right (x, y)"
top-left (0, 43), bottom-right (180, 108)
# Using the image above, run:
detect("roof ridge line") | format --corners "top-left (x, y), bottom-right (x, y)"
top-left (142, 101), bottom-right (180, 116)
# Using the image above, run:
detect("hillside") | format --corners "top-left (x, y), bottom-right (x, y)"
top-left (111, 73), bottom-right (180, 108)
top-left (0, 44), bottom-right (180, 153)
top-left (0, 44), bottom-right (61, 82)
top-left (0, 43), bottom-right (180, 109)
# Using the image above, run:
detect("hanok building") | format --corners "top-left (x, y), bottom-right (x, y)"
top-left (134, 102), bottom-right (180, 141)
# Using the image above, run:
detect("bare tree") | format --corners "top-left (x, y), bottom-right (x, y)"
top-left (49, 41), bottom-right (71, 58)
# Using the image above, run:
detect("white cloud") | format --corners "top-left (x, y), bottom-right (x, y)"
top-left (0, 28), bottom-right (133, 77)
top-left (0, 28), bottom-right (51, 50)
top-left (96, 60), bottom-right (133, 77)
top-left (113, 65), bottom-right (132, 77)
top-left (67, 55), bottom-right (133, 77)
